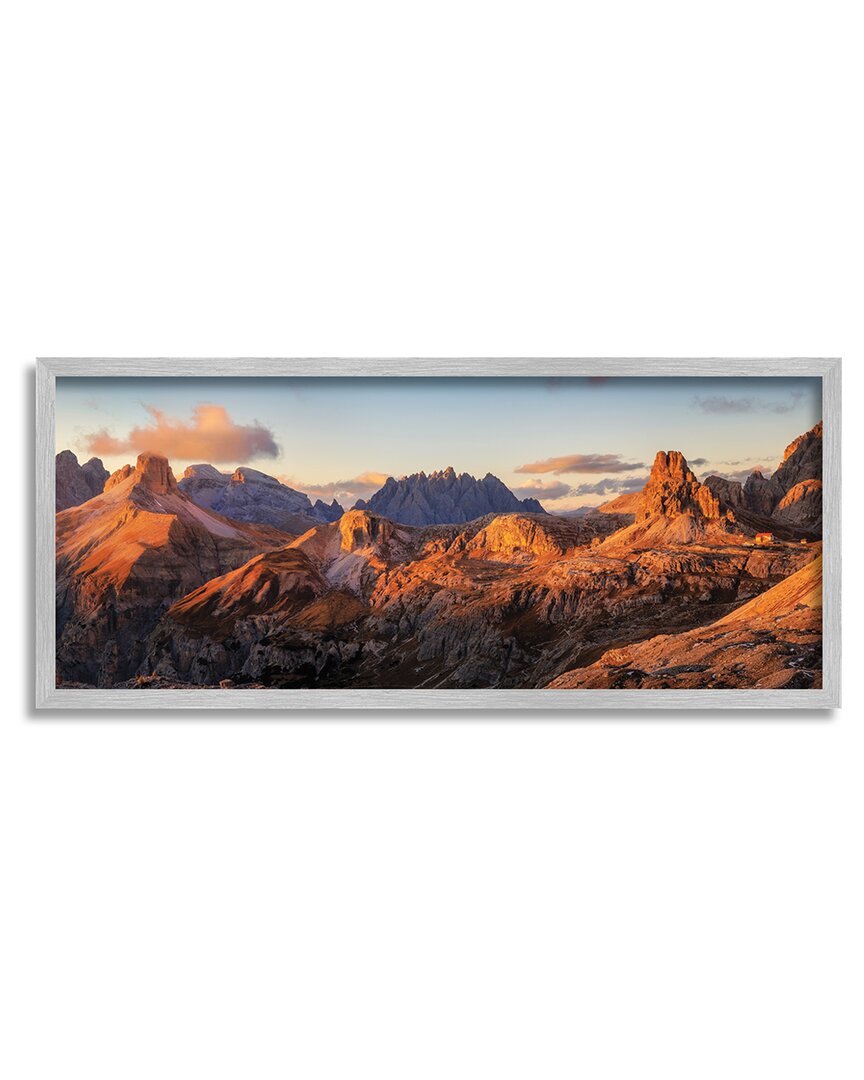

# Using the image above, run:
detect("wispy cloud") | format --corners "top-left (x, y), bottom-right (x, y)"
top-left (693, 391), bottom-right (804, 415)
top-left (692, 395), bottom-right (755, 414)
top-left (572, 475), bottom-right (648, 496)
top-left (765, 390), bottom-right (805, 414)
top-left (83, 404), bottom-right (279, 463)
top-left (283, 471), bottom-right (390, 505)
top-left (689, 457), bottom-right (708, 467)
top-left (515, 452), bottom-right (645, 475)
top-left (712, 465), bottom-right (771, 483)
top-left (511, 479), bottom-right (572, 502)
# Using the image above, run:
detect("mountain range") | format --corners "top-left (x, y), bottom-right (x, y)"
top-left (55, 456), bottom-right (544, 527)
top-left (354, 467), bottom-right (546, 524)
top-left (54, 421), bottom-right (824, 690)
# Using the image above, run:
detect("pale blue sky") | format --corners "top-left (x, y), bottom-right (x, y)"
top-left (56, 376), bottom-right (821, 509)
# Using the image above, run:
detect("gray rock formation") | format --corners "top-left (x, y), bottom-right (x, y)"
top-left (55, 450), bottom-right (109, 510)
top-left (311, 498), bottom-right (345, 523)
top-left (178, 464), bottom-right (344, 528)
top-left (742, 471), bottom-right (783, 516)
top-left (773, 479), bottom-right (823, 530)
top-left (357, 466), bottom-right (547, 525)
top-left (701, 474), bottom-right (744, 509)
top-left (775, 422), bottom-right (823, 490)
top-left (704, 421), bottom-right (823, 531)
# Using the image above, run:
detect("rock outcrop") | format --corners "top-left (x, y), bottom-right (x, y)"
top-left (775, 421), bottom-right (823, 490)
top-left (357, 467), bottom-right (547, 525)
top-left (742, 471), bottom-right (783, 516)
top-left (55, 450), bottom-right (109, 510)
top-left (704, 421), bottom-right (823, 532)
top-left (701, 475), bottom-right (744, 509)
top-left (104, 464), bottom-right (134, 490)
top-left (178, 464), bottom-right (343, 528)
top-left (773, 479), bottom-right (823, 530)
top-left (463, 513), bottom-right (620, 560)
top-left (311, 498), bottom-right (344, 523)
top-left (638, 451), bottom-right (722, 521)
top-left (595, 450), bottom-right (735, 550)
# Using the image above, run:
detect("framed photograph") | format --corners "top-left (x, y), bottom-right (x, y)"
top-left (36, 358), bottom-right (840, 709)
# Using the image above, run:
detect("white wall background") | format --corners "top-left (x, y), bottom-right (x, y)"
top-left (2, 2), bottom-right (861, 1077)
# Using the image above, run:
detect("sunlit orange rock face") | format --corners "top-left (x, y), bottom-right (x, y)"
top-left (104, 464), bottom-right (134, 491)
top-left (55, 453), bottom-right (291, 686)
top-left (134, 451), bottom-right (176, 494)
top-left (596, 491), bottom-right (641, 517)
top-left (638, 451), bottom-right (721, 521)
top-left (548, 556), bottom-right (822, 690)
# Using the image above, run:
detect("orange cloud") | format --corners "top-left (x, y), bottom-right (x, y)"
top-left (83, 404), bottom-right (279, 463)
top-left (282, 471), bottom-right (390, 505)
top-left (515, 453), bottom-right (645, 475)
top-left (511, 479), bottom-right (572, 502)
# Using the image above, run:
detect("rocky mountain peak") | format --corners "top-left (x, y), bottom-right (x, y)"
top-left (311, 498), bottom-right (344, 523)
top-left (105, 464), bottom-right (134, 491)
top-left (232, 467), bottom-right (280, 486)
top-left (360, 468), bottom-right (547, 525)
top-left (55, 450), bottom-right (110, 510)
top-left (134, 452), bottom-right (176, 494)
top-left (782, 420), bottom-right (822, 464)
top-left (428, 465), bottom-right (457, 480)
top-left (775, 420), bottom-right (822, 490)
top-left (174, 463), bottom-right (344, 527)
top-left (183, 464), bottom-right (227, 481)
top-left (639, 451), bottom-right (721, 521)
top-left (338, 509), bottom-right (398, 552)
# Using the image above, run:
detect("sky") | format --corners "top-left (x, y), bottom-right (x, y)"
top-left (56, 376), bottom-right (822, 510)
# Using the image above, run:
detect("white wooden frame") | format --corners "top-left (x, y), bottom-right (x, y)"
top-left (35, 358), bottom-right (841, 709)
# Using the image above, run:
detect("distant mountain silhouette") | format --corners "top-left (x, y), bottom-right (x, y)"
top-left (354, 467), bottom-right (546, 525)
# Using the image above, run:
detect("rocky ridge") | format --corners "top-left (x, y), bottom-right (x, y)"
top-left (178, 464), bottom-right (343, 529)
top-left (355, 467), bottom-right (546, 525)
